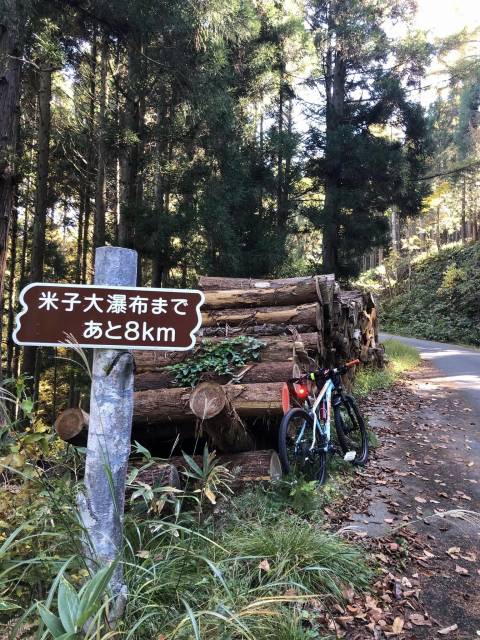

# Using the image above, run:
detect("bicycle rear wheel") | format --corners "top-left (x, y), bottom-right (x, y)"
top-left (334, 395), bottom-right (369, 465)
top-left (278, 408), bottom-right (327, 484)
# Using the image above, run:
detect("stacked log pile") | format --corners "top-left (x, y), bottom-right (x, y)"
top-left (131, 275), bottom-right (382, 452)
top-left (56, 274), bottom-right (382, 458)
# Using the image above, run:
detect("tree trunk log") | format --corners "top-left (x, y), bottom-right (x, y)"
top-left (133, 382), bottom-right (284, 424)
top-left (169, 449), bottom-right (282, 484)
top-left (54, 407), bottom-right (89, 444)
top-left (0, 0), bottom-right (24, 303)
top-left (134, 332), bottom-right (319, 372)
top-left (188, 382), bottom-right (254, 452)
top-left (22, 64), bottom-right (52, 386)
top-left (198, 275), bottom-right (333, 290)
top-left (203, 278), bottom-right (321, 309)
top-left (201, 323), bottom-right (316, 337)
top-left (54, 409), bottom-right (197, 446)
top-left (135, 360), bottom-right (301, 391)
top-left (128, 462), bottom-right (181, 492)
top-left (202, 303), bottom-right (321, 329)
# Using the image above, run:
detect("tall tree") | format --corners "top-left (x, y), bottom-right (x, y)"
top-left (305, 0), bottom-right (431, 277)
top-left (0, 0), bottom-right (26, 302)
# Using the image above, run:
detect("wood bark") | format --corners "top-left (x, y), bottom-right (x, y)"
top-left (133, 382), bottom-right (284, 424)
top-left (276, 59), bottom-right (285, 225)
top-left (461, 176), bottom-right (466, 244)
top-left (151, 99), bottom-right (167, 287)
top-left (118, 42), bottom-right (139, 249)
top-left (189, 382), bottom-right (254, 452)
top-left (0, 0), bottom-right (23, 303)
top-left (199, 274), bottom-right (333, 290)
top-left (128, 463), bottom-right (180, 493)
top-left (54, 407), bottom-right (89, 444)
top-left (201, 323), bottom-right (317, 337)
top-left (82, 33), bottom-right (96, 282)
top-left (168, 450), bottom-right (282, 484)
top-left (322, 0), bottom-right (346, 274)
top-left (135, 360), bottom-right (300, 391)
top-left (134, 332), bottom-right (319, 372)
top-left (77, 246), bottom-right (137, 625)
top-left (22, 65), bottom-right (52, 381)
top-left (94, 34), bottom-right (108, 249)
top-left (5, 199), bottom-right (17, 378)
top-left (202, 278), bottom-right (321, 309)
top-left (202, 303), bottom-right (321, 329)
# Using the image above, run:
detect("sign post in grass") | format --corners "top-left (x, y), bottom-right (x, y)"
top-left (14, 245), bottom-right (204, 622)
top-left (77, 246), bottom-right (137, 623)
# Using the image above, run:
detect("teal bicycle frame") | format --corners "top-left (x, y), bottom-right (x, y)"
top-left (296, 377), bottom-right (336, 454)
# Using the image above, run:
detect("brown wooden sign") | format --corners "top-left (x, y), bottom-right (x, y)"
top-left (13, 283), bottom-right (204, 351)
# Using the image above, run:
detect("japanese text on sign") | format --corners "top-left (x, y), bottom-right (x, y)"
top-left (13, 283), bottom-right (204, 351)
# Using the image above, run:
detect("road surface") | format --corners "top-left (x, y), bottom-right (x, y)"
top-left (380, 332), bottom-right (480, 417)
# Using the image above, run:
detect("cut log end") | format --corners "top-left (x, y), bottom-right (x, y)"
top-left (189, 382), bottom-right (227, 420)
top-left (54, 408), bottom-right (89, 442)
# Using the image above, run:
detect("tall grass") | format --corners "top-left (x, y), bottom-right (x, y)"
top-left (353, 339), bottom-right (420, 398)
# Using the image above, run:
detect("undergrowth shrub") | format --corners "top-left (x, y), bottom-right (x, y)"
top-left (381, 243), bottom-right (480, 345)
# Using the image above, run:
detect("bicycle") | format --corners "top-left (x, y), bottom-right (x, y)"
top-left (278, 359), bottom-right (369, 485)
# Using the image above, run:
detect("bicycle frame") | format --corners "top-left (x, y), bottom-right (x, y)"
top-left (295, 378), bottom-right (336, 453)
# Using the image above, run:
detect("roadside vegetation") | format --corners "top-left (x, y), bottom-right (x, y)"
top-left (363, 243), bottom-right (480, 346)
top-left (1, 386), bottom-right (372, 640)
top-left (353, 339), bottom-right (421, 398)
top-left (0, 345), bottom-right (422, 638)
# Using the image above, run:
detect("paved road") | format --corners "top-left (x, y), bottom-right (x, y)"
top-left (380, 332), bottom-right (480, 417)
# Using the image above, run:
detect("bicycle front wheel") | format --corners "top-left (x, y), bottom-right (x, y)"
top-left (278, 408), bottom-right (327, 484)
top-left (334, 395), bottom-right (369, 465)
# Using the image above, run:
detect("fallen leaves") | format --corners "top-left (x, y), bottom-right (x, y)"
top-left (390, 616), bottom-right (404, 634)
top-left (409, 612), bottom-right (432, 626)
top-left (438, 623), bottom-right (458, 634)
top-left (454, 564), bottom-right (469, 576)
top-left (314, 369), bottom-right (480, 640)
top-left (258, 559), bottom-right (270, 572)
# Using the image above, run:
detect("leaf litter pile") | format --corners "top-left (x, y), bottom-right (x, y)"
top-left (318, 362), bottom-right (480, 639)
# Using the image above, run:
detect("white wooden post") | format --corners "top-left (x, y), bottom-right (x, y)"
top-left (77, 246), bottom-right (137, 622)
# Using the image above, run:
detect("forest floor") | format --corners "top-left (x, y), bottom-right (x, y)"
top-left (330, 361), bottom-right (480, 639)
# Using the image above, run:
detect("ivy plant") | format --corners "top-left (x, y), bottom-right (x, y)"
top-left (167, 336), bottom-right (265, 387)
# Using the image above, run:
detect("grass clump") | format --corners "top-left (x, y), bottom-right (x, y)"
top-left (115, 482), bottom-right (371, 639)
top-left (354, 338), bottom-right (420, 398)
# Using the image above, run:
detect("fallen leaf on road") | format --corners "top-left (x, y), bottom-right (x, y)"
top-left (391, 617), bottom-right (404, 634)
top-left (455, 565), bottom-right (469, 575)
top-left (447, 546), bottom-right (460, 558)
top-left (415, 496), bottom-right (427, 503)
top-left (410, 613), bottom-right (431, 626)
top-left (438, 624), bottom-right (458, 634)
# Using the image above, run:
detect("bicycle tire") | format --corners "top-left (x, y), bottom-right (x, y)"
top-left (334, 394), bottom-right (369, 465)
top-left (278, 408), bottom-right (327, 484)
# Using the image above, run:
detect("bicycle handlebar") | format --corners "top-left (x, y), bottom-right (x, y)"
top-left (287, 359), bottom-right (361, 384)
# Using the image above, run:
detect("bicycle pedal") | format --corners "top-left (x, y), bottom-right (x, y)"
top-left (344, 450), bottom-right (356, 462)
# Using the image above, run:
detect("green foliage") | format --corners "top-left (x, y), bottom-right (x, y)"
top-left (167, 336), bottom-right (265, 387)
top-left (38, 561), bottom-right (117, 638)
top-left (304, 0), bottom-right (431, 277)
top-left (381, 243), bottom-right (480, 345)
top-left (354, 339), bottom-right (420, 398)
top-left (0, 399), bottom-right (372, 640)
top-left (182, 444), bottom-right (233, 505)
